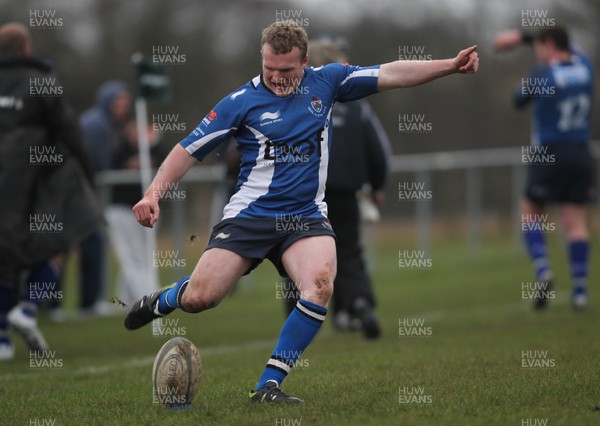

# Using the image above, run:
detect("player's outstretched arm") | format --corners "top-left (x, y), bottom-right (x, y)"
top-left (377, 45), bottom-right (478, 91)
top-left (494, 30), bottom-right (526, 52)
top-left (133, 144), bottom-right (196, 228)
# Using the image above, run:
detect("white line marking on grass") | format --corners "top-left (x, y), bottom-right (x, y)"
top-left (412, 310), bottom-right (446, 322)
top-left (0, 339), bottom-right (276, 382)
top-left (1, 293), bottom-right (572, 382)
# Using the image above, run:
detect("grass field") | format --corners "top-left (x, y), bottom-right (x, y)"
top-left (1, 230), bottom-right (600, 425)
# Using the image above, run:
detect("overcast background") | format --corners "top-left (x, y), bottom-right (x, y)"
top-left (2, 0), bottom-right (598, 225)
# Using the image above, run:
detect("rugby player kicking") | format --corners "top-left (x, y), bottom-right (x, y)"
top-left (125, 20), bottom-right (478, 403)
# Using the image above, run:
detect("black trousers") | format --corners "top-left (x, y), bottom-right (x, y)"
top-left (78, 228), bottom-right (106, 309)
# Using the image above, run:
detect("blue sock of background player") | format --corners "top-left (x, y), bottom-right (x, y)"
top-left (568, 240), bottom-right (589, 296)
top-left (20, 261), bottom-right (60, 318)
top-left (523, 227), bottom-right (552, 281)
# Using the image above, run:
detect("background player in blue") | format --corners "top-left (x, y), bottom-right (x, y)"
top-left (125, 20), bottom-right (479, 403)
top-left (495, 27), bottom-right (595, 310)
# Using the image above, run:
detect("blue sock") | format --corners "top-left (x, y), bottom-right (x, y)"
top-left (155, 275), bottom-right (190, 315)
top-left (523, 227), bottom-right (552, 280)
top-left (256, 299), bottom-right (327, 390)
top-left (569, 240), bottom-right (589, 293)
top-left (24, 262), bottom-right (60, 317)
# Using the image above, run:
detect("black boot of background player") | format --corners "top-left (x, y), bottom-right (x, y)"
top-left (532, 280), bottom-right (554, 310)
top-left (353, 297), bottom-right (381, 340)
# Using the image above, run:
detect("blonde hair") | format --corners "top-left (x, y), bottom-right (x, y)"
top-left (261, 20), bottom-right (308, 58)
top-left (308, 39), bottom-right (347, 67)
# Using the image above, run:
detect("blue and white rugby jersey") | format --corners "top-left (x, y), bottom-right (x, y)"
top-left (180, 63), bottom-right (380, 219)
top-left (515, 49), bottom-right (594, 145)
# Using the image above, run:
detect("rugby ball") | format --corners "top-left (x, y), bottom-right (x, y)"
top-left (152, 337), bottom-right (201, 408)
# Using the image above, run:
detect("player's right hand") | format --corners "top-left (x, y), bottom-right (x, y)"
top-left (133, 195), bottom-right (160, 228)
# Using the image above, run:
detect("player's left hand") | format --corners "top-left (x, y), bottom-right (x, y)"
top-left (453, 45), bottom-right (479, 74)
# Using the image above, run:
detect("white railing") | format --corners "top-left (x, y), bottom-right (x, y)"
top-left (96, 142), bottom-right (600, 266)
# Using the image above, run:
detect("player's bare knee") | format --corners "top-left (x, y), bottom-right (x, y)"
top-left (180, 290), bottom-right (220, 313)
top-left (313, 269), bottom-right (333, 302)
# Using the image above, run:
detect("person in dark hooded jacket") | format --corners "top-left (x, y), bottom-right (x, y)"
top-left (0, 22), bottom-right (102, 360)
top-left (76, 80), bottom-right (132, 317)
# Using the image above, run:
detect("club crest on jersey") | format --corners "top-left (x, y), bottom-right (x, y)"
top-left (309, 96), bottom-right (326, 117)
top-left (311, 96), bottom-right (322, 112)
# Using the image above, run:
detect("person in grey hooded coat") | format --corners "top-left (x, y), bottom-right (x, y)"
top-left (76, 80), bottom-right (132, 316)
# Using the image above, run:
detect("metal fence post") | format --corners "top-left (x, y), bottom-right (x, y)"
top-left (466, 167), bottom-right (482, 259)
top-left (415, 170), bottom-right (432, 255)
